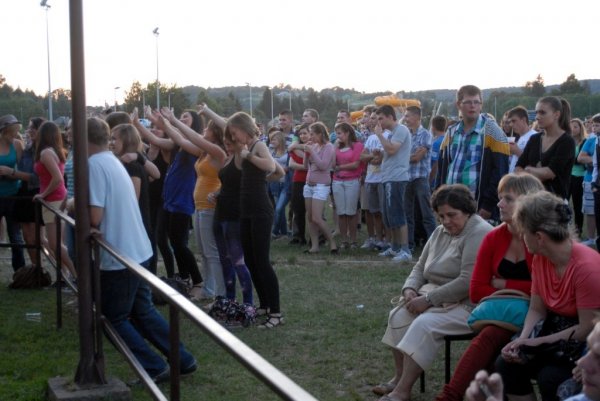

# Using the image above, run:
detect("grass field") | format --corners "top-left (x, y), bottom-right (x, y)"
top-left (0, 228), bottom-right (469, 401)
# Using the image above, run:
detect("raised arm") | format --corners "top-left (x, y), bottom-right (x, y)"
top-left (131, 107), bottom-right (176, 151)
top-left (197, 103), bottom-right (227, 131)
top-left (240, 140), bottom-right (275, 173)
top-left (161, 107), bottom-right (226, 165)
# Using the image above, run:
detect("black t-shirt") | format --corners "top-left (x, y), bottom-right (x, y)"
top-left (516, 132), bottom-right (575, 199)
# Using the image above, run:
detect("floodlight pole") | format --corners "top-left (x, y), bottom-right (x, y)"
top-left (41, 0), bottom-right (53, 121)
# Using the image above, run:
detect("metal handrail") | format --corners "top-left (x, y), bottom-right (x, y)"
top-left (30, 198), bottom-right (318, 401)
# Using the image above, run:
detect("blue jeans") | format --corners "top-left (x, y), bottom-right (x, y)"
top-left (213, 220), bottom-right (253, 305)
top-left (193, 209), bottom-right (224, 297)
top-left (101, 261), bottom-right (196, 376)
top-left (269, 181), bottom-right (289, 236)
top-left (404, 178), bottom-right (437, 249)
top-left (0, 197), bottom-right (25, 271)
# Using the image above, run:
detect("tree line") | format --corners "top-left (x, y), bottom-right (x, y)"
top-left (1, 73), bottom-right (600, 130)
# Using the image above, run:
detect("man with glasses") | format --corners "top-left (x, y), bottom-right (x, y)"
top-left (435, 85), bottom-right (509, 221)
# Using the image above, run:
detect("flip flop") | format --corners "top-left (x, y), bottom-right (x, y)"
top-left (372, 382), bottom-right (396, 396)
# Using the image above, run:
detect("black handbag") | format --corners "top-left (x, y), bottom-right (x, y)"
top-left (519, 313), bottom-right (586, 365)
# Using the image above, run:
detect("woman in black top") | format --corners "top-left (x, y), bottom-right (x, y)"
top-left (515, 96), bottom-right (575, 200)
top-left (211, 137), bottom-right (254, 308)
top-left (225, 112), bottom-right (283, 329)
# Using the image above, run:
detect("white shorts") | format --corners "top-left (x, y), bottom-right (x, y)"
top-left (303, 183), bottom-right (330, 201)
top-left (332, 178), bottom-right (361, 216)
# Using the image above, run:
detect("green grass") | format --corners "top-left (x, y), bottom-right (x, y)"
top-left (0, 228), bottom-right (469, 401)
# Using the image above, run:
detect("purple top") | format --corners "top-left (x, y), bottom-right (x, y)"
top-left (304, 142), bottom-right (335, 185)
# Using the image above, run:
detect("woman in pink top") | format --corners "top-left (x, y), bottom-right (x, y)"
top-left (496, 191), bottom-right (600, 400)
top-left (33, 121), bottom-right (76, 280)
top-left (302, 122), bottom-right (337, 254)
top-left (332, 122), bottom-right (364, 249)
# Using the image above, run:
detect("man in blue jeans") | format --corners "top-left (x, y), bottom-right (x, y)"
top-left (403, 106), bottom-right (437, 251)
top-left (86, 117), bottom-right (196, 383)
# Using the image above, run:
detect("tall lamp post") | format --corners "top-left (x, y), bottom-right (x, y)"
top-left (268, 86), bottom-right (274, 122)
top-left (153, 27), bottom-right (160, 109)
top-left (246, 82), bottom-right (253, 118)
top-left (113, 86), bottom-right (120, 111)
top-left (41, 0), bottom-right (53, 121)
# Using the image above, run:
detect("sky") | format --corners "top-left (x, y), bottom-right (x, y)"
top-left (1, 0), bottom-right (598, 107)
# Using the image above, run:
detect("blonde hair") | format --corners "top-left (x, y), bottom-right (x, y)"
top-left (514, 191), bottom-right (573, 242)
top-left (112, 123), bottom-right (142, 155)
top-left (225, 112), bottom-right (259, 143)
top-left (497, 173), bottom-right (544, 196)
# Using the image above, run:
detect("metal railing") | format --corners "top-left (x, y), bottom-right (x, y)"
top-left (29, 198), bottom-right (318, 401)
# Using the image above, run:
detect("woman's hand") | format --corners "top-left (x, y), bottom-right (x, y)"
top-left (160, 107), bottom-right (176, 123)
top-left (500, 337), bottom-right (540, 364)
top-left (207, 191), bottom-right (218, 205)
top-left (405, 295), bottom-right (430, 314)
top-left (491, 277), bottom-right (506, 289)
top-left (0, 166), bottom-right (12, 176)
top-left (402, 288), bottom-right (418, 301)
top-left (32, 194), bottom-right (44, 202)
top-left (131, 107), bottom-right (139, 123)
top-left (197, 103), bottom-right (209, 115)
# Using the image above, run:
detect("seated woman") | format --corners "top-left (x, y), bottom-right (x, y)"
top-left (435, 173), bottom-right (545, 401)
top-left (373, 184), bottom-right (493, 401)
top-left (496, 191), bottom-right (600, 401)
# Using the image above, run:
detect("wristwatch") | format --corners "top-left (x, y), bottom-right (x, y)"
top-left (425, 293), bottom-right (433, 306)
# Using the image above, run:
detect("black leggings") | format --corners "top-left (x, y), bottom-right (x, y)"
top-left (291, 181), bottom-right (306, 241)
top-left (240, 215), bottom-right (280, 313)
top-left (163, 210), bottom-right (202, 285)
top-left (569, 175), bottom-right (584, 235)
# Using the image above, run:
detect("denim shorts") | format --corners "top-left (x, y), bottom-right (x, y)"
top-left (381, 181), bottom-right (408, 229)
top-left (583, 182), bottom-right (595, 215)
top-left (303, 183), bottom-right (330, 201)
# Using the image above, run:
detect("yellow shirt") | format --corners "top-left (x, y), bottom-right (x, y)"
top-left (193, 156), bottom-right (221, 210)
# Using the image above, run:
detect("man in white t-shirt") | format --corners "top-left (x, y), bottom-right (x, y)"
top-left (87, 117), bottom-right (197, 383)
top-left (507, 106), bottom-right (536, 172)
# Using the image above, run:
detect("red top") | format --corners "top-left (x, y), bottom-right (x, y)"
top-left (531, 242), bottom-right (600, 317)
top-left (470, 223), bottom-right (534, 303)
top-left (34, 158), bottom-right (66, 202)
top-left (289, 151), bottom-right (307, 183)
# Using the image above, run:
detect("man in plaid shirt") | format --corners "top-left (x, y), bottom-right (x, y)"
top-left (435, 85), bottom-right (509, 221)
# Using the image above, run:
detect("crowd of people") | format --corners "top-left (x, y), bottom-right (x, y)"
top-left (1, 82), bottom-right (600, 397)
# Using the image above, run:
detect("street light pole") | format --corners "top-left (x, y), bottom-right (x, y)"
top-left (246, 82), bottom-right (253, 118)
top-left (269, 87), bottom-right (273, 122)
top-left (113, 86), bottom-right (120, 111)
top-left (153, 27), bottom-right (160, 109)
top-left (41, 0), bottom-right (53, 121)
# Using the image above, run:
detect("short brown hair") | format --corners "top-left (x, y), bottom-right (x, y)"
top-left (431, 184), bottom-right (477, 215)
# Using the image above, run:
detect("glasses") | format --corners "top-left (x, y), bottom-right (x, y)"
top-left (460, 100), bottom-right (482, 106)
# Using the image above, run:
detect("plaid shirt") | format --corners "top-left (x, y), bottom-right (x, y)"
top-left (446, 116), bottom-right (486, 194)
top-left (408, 125), bottom-right (432, 180)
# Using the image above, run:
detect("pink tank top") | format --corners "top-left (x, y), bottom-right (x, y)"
top-left (34, 154), bottom-right (67, 202)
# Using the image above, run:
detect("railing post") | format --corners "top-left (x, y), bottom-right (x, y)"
top-left (169, 305), bottom-right (181, 401)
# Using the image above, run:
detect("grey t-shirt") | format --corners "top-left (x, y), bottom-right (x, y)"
top-left (380, 123), bottom-right (411, 182)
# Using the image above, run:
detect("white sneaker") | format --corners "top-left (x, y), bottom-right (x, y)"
top-left (361, 238), bottom-right (375, 249)
top-left (379, 247), bottom-right (398, 257)
top-left (392, 250), bottom-right (412, 263)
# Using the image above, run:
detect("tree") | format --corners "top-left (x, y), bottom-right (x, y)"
top-left (523, 74), bottom-right (545, 97)
top-left (559, 74), bottom-right (586, 94)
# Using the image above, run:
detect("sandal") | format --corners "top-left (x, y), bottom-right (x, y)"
top-left (258, 313), bottom-right (284, 329)
top-left (372, 382), bottom-right (397, 396)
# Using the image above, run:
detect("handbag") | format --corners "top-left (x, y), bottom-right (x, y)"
top-left (467, 289), bottom-right (530, 332)
top-left (519, 313), bottom-right (585, 365)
